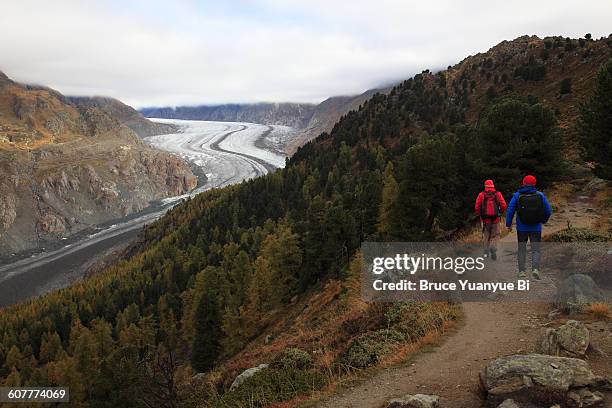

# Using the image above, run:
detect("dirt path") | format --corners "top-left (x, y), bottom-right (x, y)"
top-left (317, 302), bottom-right (548, 408)
top-left (316, 191), bottom-right (601, 408)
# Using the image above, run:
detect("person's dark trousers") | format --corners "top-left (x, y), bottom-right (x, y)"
top-left (517, 231), bottom-right (542, 272)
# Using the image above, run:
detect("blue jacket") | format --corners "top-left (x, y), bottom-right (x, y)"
top-left (505, 185), bottom-right (552, 232)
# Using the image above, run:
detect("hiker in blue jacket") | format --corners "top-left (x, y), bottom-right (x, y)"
top-left (505, 175), bottom-right (552, 280)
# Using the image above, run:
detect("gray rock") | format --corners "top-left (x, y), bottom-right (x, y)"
top-left (536, 320), bottom-right (590, 356)
top-left (556, 320), bottom-right (590, 356)
top-left (387, 393), bottom-right (440, 408)
top-left (480, 354), bottom-right (602, 395)
top-left (497, 399), bottom-right (520, 408)
top-left (536, 328), bottom-right (560, 356)
top-left (568, 388), bottom-right (605, 407)
top-left (555, 274), bottom-right (605, 313)
top-left (229, 363), bottom-right (269, 390)
top-left (583, 177), bottom-right (607, 193)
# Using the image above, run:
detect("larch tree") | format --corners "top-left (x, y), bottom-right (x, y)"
top-left (378, 162), bottom-right (400, 240)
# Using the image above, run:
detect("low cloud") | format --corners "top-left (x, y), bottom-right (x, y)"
top-left (1, 0), bottom-right (610, 107)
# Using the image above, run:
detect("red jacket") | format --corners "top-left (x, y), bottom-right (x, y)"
top-left (475, 188), bottom-right (507, 224)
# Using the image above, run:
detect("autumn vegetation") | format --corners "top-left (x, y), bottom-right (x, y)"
top-left (0, 36), bottom-right (610, 407)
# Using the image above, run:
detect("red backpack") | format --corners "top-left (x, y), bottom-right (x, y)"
top-left (480, 191), bottom-right (500, 219)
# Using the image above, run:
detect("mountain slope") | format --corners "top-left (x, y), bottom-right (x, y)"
top-left (0, 73), bottom-right (196, 254)
top-left (285, 86), bottom-right (392, 154)
top-left (140, 102), bottom-right (316, 128)
top-left (0, 35), bottom-right (610, 407)
top-left (67, 96), bottom-right (177, 137)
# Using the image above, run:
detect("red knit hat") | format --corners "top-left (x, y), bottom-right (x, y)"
top-left (484, 179), bottom-right (495, 188)
top-left (522, 175), bottom-right (537, 186)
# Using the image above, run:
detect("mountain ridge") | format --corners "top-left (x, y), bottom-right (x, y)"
top-left (139, 87), bottom-right (393, 155)
top-left (0, 72), bottom-right (197, 255)
top-left (140, 102), bottom-right (317, 128)
top-left (67, 96), bottom-right (177, 137)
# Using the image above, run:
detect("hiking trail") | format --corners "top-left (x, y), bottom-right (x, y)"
top-left (316, 190), bottom-right (603, 408)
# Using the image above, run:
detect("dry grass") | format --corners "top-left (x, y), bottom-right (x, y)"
top-left (586, 303), bottom-right (611, 320)
top-left (297, 314), bottom-right (460, 408)
top-left (199, 252), bottom-right (461, 407)
top-left (457, 222), bottom-right (484, 244)
top-left (377, 319), bottom-right (457, 368)
top-left (593, 185), bottom-right (612, 232)
top-left (546, 182), bottom-right (574, 213)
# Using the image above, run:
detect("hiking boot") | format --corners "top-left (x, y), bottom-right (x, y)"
top-left (518, 270), bottom-right (527, 279)
top-left (532, 269), bottom-right (541, 280)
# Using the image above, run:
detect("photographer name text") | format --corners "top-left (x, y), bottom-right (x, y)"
top-left (372, 279), bottom-right (530, 292)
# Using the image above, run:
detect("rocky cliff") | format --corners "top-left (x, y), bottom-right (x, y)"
top-left (67, 96), bottom-right (176, 137)
top-left (0, 72), bottom-right (197, 255)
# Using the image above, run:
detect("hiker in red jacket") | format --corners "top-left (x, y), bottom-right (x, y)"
top-left (475, 179), bottom-right (507, 260)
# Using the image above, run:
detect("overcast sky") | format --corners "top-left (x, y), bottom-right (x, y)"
top-left (1, 1), bottom-right (610, 108)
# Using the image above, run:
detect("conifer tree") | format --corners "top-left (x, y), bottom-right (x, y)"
top-left (39, 332), bottom-right (64, 364)
top-left (397, 133), bottom-right (463, 237)
top-left (191, 269), bottom-right (222, 372)
top-left (2, 367), bottom-right (21, 387)
top-left (475, 96), bottom-right (564, 192)
top-left (244, 256), bottom-right (274, 316)
top-left (260, 224), bottom-right (302, 300)
top-left (221, 250), bottom-right (254, 353)
top-left (5, 346), bottom-right (23, 371)
top-left (577, 58), bottom-right (612, 179)
top-left (378, 162), bottom-right (400, 239)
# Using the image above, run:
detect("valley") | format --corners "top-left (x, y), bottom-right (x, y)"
top-left (140, 87), bottom-right (390, 156)
top-left (0, 119), bottom-right (290, 307)
top-left (146, 119), bottom-right (291, 191)
top-left (0, 29), bottom-right (610, 408)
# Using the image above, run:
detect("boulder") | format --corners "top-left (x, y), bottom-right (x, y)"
top-left (480, 354), bottom-right (608, 402)
top-left (536, 328), bottom-right (560, 356)
top-left (229, 363), bottom-right (269, 390)
top-left (536, 320), bottom-right (590, 356)
top-left (387, 393), bottom-right (440, 408)
top-left (555, 274), bottom-right (604, 313)
top-left (556, 320), bottom-right (590, 356)
top-left (497, 399), bottom-right (520, 408)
